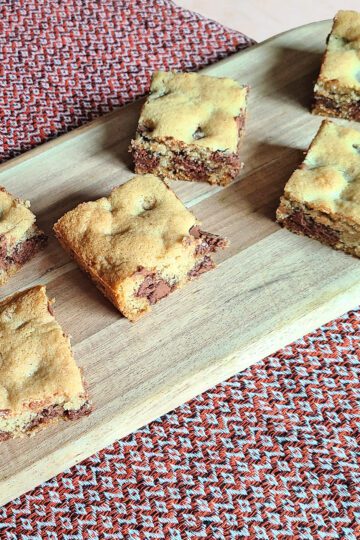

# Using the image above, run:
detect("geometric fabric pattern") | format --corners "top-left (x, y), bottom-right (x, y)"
top-left (1, 309), bottom-right (359, 538)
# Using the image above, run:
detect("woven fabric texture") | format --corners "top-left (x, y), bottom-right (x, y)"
top-left (1, 1), bottom-right (360, 538)
top-left (1, 310), bottom-right (359, 538)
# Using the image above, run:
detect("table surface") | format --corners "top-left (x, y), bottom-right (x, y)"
top-left (178, 0), bottom-right (360, 41)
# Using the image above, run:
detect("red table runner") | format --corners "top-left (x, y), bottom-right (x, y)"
top-left (1, 1), bottom-right (359, 538)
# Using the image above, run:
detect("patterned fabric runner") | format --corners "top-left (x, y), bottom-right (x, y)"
top-left (1, 310), bottom-right (359, 538)
top-left (1, 1), bottom-right (359, 538)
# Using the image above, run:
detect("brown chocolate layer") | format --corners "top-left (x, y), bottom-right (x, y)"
top-left (136, 272), bottom-right (175, 305)
top-left (135, 254), bottom-right (217, 305)
top-left (135, 228), bottom-right (227, 306)
top-left (172, 148), bottom-right (241, 181)
top-left (189, 226), bottom-right (228, 254)
top-left (0, 402), bottom-right (92, 441)
top-left (171, 154), bottom-right (211, 181)
top-left (132, 147), bottom-right (160, 172)
top-left (32, 401), bottom-right (92, 426)
top-left (282, 210), bottom-right (339, 246)
top-left (134, 146), bottom-right (240, 181)
top-left (133, 111), bottom-right (244, 183)
top-left (0, 233), bottom-right (47, 271)
top-left (313, 96), bottom-right (360, 121)
top-left (188, 255), bottom-right (215, 278)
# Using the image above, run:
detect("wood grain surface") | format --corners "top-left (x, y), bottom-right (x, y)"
top-left (1, 20), bottom-right (359, 507)
top-left (178, 0), bottom-right (359, 41)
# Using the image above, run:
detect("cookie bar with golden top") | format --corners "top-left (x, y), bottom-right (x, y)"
top-left (0, 187), bottom-right (47, 285)
top-left (276, 120), bottom-right (360, 257)
top-left (53, 174), bottom-right (228, 321)
top-left (313, 10), bottom-right (360, 120)
top-left (130, 71), bottom-right (249, 186)
top-left (0, 286), bottom-right (91, 441)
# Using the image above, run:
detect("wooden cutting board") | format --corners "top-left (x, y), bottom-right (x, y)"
top-left (1, 20), bottom-right (359, 507)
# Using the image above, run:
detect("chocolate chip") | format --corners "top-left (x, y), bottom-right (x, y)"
top-left (3, 234), bottom-right (47, 268)
top-left (138, 120), bottom-right (155, 134)
top-left (188, 256), bottom-right (215, 278)
top-left (189, 226), bottom-right (228, 254)
top-left (189, 225), bottom-right (201, 239)
top-left (193, 127), bottom-right (205, 140)
top-left (136, 271), bottom-right (175, 304)
top-left (65, 402), bottom-right (92, 420)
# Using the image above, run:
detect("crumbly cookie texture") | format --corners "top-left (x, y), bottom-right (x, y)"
top-left (0, 187), bottom-right (47, 286)
top-left (276, 120), bottom-right (360, 258)
top-left (0, 286), bottom-right (91, 441)
top-left (130, 71), bottom-right (249, 186)
top-left (313, 10), bottom-right (360, 120)
top-left (54, 174), bottom-right (228, 321)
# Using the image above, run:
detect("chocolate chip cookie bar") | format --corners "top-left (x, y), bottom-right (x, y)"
top-left (0, 286), bottom-right (91, 441)
top-left (0, 187), bottom-right (47, 286)
top-left (130, 71), bottom-right (249, 186)
top-left (276, 120), bottom-right (360, 258)
top-left (53, 174), bottom-right (228, 321)
top-left (313, 10), bottom-right (360, 121)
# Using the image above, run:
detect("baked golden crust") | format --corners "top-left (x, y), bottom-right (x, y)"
top-left (0, 286), bottom-right (89, 438)
top-left (276, 121), bottom-right (360, 258)
top-left (0, 187), bottom-right (35, 243)
top-left (137, 71), bottom-right (248, 153)
top-left (314, 10), bottom-right (360, 94)
top-left (54, 174), bottom-right (199, 284)
top-left (281, 121), bottom-right (360, 224)
top-left (54, 174), bottom-right (228, 321)
top-left (0, 187), bottom-right (46, 286)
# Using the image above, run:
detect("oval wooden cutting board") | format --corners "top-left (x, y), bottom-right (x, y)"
top-left (1, 20), bottom-right (359, 507)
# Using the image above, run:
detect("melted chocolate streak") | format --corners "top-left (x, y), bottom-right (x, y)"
top-left (136, 274), bottom-right (174, 305)
top-left (283, 210), bottom-right (339, 246)
top-left (314, 96), bottom-right (360, 120)
top-left (135, 228), bottom-right (226, 304)
top-left (0, 402), bottom-right (92, 441)
top-left (0, 234), bottom-right (47, 270)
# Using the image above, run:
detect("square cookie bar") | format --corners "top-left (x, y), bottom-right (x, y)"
top-left (276, 120), bottom-right (360, 258)
top-left (130, 71), bottom-right (249, 186)
top-left (54, 174), bottom-right (228, 321)
top-left (313, 10), bottom-right (360, 121)
top-left (0, 187), bottom-right (47, 286)
top-left (0, 286), bottom-right (91, 441)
